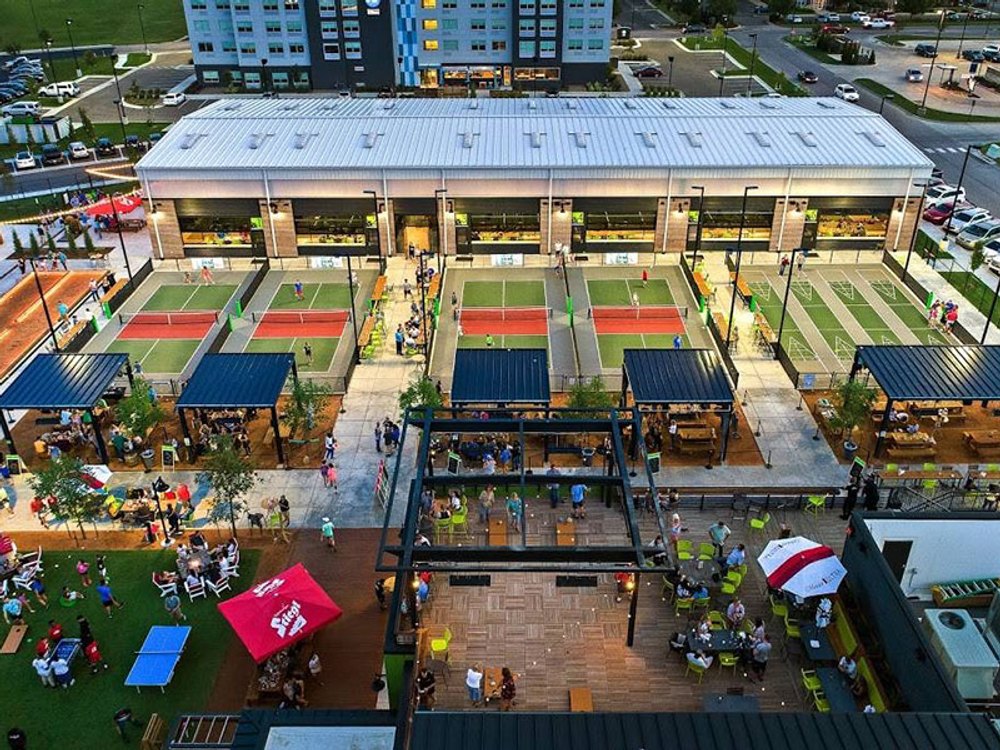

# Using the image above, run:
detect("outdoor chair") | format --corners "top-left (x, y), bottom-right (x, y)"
top-left (922, 463), bottom-right (938, 472)
top-left (801, 669), bottom-right (822, 694)
top-left (813, 690), bottom-right (831, 713)
top-left (718, 652), bottom-right (739, 674)
top-left (784, 617), bottom-right (802, 640)
top-left (720, 579), bottom-right (738, 597)
top-left (692, 597), bottom-right (710, 611)
top-left (805, 495), bottom-right (826, 515)
top-left (674, 597), bottom-right (694, 617)
top-left (450, 506), bottom-right (469, 536)
top-left (749, 512), bottom-right (771, 534)
top-left (12, 567), bottom-right (37, 592)
top-left (684, 660), bottom-right (708, 684)
top-left (986, 464), bottom-right (1000, 472)
top-left (769, 595), bottom-right (788, 622)
top-left (430, 627), bottom-right (452, 661)
top-left (184, 578), bottom-right (207, 601)
top-left (660, 576), bottom-right (675, 602)
top-left (677, 540), bottom-right (694, 562)
top-left (697, 543), bottom-right (716, 562)
top-left (922, 479), bottom-right (938, 494)
top-left (708, 611), bottom-right (726, 630)
top-left (206, 577), bottom-right (231, 598)
top-left (226, 562), bottom-right (241, 579)
top-left (885, 463), bottom-right (898, 473)
top-left (152, 573), bottom-right (178, 598)
top-left (434, 516), bottom-right (453, 544)
top-left (733, 564), bottom-right (748, 579)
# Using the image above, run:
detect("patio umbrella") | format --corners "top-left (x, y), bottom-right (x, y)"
top-left (757, 536), bottom-right (846, 599)
top-left (84, 193), bottom-right (143, 218)
top-left (218, 563), bottom-right (343, 663)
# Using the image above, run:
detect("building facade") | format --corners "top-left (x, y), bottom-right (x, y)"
top-left (181, 0), bottom-right (611, 91)
top-left (135, 97), bottom-right (933, 263)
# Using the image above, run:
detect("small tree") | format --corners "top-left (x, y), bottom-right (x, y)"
top-left (66, 229), bottom-right (77, 252)
top-left (971, 246), bottom-right (986, 273)
top-left (79, 107), bottom-right (96, 140)
top-left (197, 435), bottom-right (261, 538)
top-left (830, 379), bottom-right (877, 444)
top-left (399, 373), bottom-right (444, 413)
top-left (285, 377), bottom-right (332, 435)
top-left (29, 454), bottom-right (105, 541)
top-left (46, 234), bottom-right (57, 255)
top-left (29, 232), bottom-right (40, 256)
top-left (83, 230), bottom-right (96, 254)
top-left (11, 231), bottom-right (23, 256)
top-left (567, 376), bottom-right (616, 416)
top-left (115, 376), bottom-right (164, 440)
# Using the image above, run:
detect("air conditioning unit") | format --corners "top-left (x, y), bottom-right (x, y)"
top-left (923, 609), bottom-right (998, 700)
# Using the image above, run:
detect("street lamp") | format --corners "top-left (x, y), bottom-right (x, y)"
top-left (725, 185), bottom-right (758, 349)
top-left (878, 93), bottom-right (894, 114)
top-left (718, 27), bottom-right (729, 97)
top-left (774, 247), bottom-right (805, 359)
top-left (65, 18), bottom-right (82, 78)
top-left (434, 187), bottom-right (448, 275)
top-left (902, 181), bottom-right (930, 284)
top-left (137, 4), bottom-right (149, 54)
top-left (982, 271), bottom-right (1000, 344)
top-left (260, 57), bottom-right (269, 94)
top-left (345, 254), bottom-right (360, 362)
top-left (746, 33), bottom-right (758, 97)
top-left (44, 39), bottom-right (56, 82)
top-left (667, 56), bottom-right (675, 90)
top-left (107, 193), bottom-right (135, 281)
top-left (690, 185), bottom-right (706, 270)
top-left (941, 145), bottom-right (973, 240)
top-left (957, 11), bottom-right (971, 59)
top-left (29, 258), bottom-right (61, 352)
top-left (109, 62), bottom-right (130, 145)
top-left (362, 189), bottom-right (385, 272)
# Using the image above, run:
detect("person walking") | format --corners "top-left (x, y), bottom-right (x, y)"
top-left (95, 579), bottom-right (124, 617)
top-left (778, 254), bottom-right (790, 276)
top-left (395, 325), bottom-right (404, 355)
top-left (32, 655), bottom-right (56, 687)
top-left (374, 422), bottom-right (383, 453)
top-left (84, 640), bottom-right (110, 673)
top-left (796, 252), bottom-right (805, 273)
top-left (77, 614), bottom-right (94, 647)
top-left (164, 592), bottom-right (186, 623)
top-left (641, 268), bottom-right (649, 287)
top-left (750, 635), bottom-right (772, 682)
top-left (302, 341), bottom-right (313, 366)
top-left (466, 664), bottom-right (483, 706)
top-left (320, 462), bottom-right (331, 488)
top-left (403, 279), bottom-right (412, 299)
top-left (499, 667), bottom-right (517, 711)
top-left (57, 250), bottom-right (68, 271)
top-left (327, 463), bottom-right (338, 494)
top-left (88, 278), bottom-right (100, 303)
top-left (708, 520), bottom-right (731, 558)
top-left (321, 517), bottom-right (336, 550)
top-left (673, 334), bottom-right (682, 350)
top-left (546, 464), bottom-right (561, 508)
top-left (324, 432), bottom-right (336, 462)
top-left (278, 494), bottom-right (291, 527)
top-left (113, 707), bottom-right (143, 742)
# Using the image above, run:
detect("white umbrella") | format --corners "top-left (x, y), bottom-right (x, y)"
top-left (757, 536), bottom-right (846, 599)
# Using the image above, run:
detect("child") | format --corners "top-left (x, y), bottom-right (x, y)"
top-left (29, 576), bottom-right (48, 607)
top-left (96, 555), bottom-right (109, 583)
top-left (61, 586), bottom-right (86, 604)
top-left (308, 652), bottom-right (323, 685)
top-left (76, 559), bottom-right (92, 587)
top-left (84, 640), bottom-right (110, 674)
top-left (327, 464), bottom-right (338, 494)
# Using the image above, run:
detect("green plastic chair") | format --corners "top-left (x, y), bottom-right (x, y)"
top-left (685, 659), bottom-right (708, 684)
top-left (885, 463), bottom-right (899, 473)
top-left (784, 617), bottom-right (802, 640)
top-left (661, 576), bottom-right (675, 602)
top-left (708, 610), bottom-right (726, 630)
top-left (697, 543), bottom-right (716, 561)
top-left (922, 462), bottom-right (938, 472)
top-left (801, 669), bottom-right (822, 693)
top-left (749, 512), bottom-right (771, 533)
top-left (718, 652), bottom-right (739, 674)
top-left (813, 691), bottom-right (831, 713)
top-left (769, 595), bottom-right (788, 622)
top-left (805, 495), bottom-right (826, 515)
top-left (675, 597), bottom-right (694, 616)
top-left (450, 505), bottom-right (469, 536)
top-left (434, 516), bottom-right (452, 543)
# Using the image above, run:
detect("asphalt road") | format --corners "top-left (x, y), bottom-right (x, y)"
top-left (617, 0), bottom-right (675, 31)
top-left (6, 159), bottom-right (134, 196)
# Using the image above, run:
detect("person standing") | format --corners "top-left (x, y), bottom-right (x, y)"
top-left (750, 635), bottom-right (771, 682)
top-left (200, 264), bottom-right (214, 284)
top-left (842, 478), bottom-right (860, 520)
top-left (302, 341), bottom-right (313, 366)
top-left (708, 520), bottom-right (731, 558)
top-left (485, 333), bottom-right (494, 348)
top-left (673, 334), bottom-right (682, 350)
top-left (546, 464), bottom-right (561, 508)
top-left (641, 268), bottom-right (649, 287)
top-left (395, 325), bottom-right (405, 355)
top-left (416, 666), bottom-right (436, 709)
top-left (96, 578), bottom-right (124, 617)
top-left (32, 655), bottom-right (56, 687)
top-left (796, 252), bottom-right (805, 273)
top-left (321, 517), bottom-right (336, 551)
top-left (293, 278), bottom-right (305, 301)
top-left (374, 422), bottom-right (383, 453)
top-left (668, 419), bottom-right (679, 452)
top-left (324, 432), bottom-right (336, 462)
top-left (466, 664), bottom-right (483, 706)
top-left (499, 667), bottom-right (516, 711)
top-left (113, 707), bottom-right (143, 742)
top-left (778, 254), bottom-right (789, 276)
top-left (863, 475), bottom-right (880, 511)
top-left (308, 652), bottom-right (324, 685)
top-left (320, 462), bottom-right (331, 488)
top-left (84, 640), bottom-right (110, 673)
top-left (52, 658), bottom-right (74, 688)
top-left (327, 464), bottom-right (338, 494)
top-left (88, 278), bottom-right (100, 303)
top-left (57, 250), bottom-right (68, 271)
top-left (570, 482), bottom-right (588, 519)
top-left (77, 614), bottom-right (94, 647)
top-left (478, 485), bottom-right (495, 524)
top-left (164, 592), bottom-right (186, 624)
top-left (403, 279), bottom-right (412, 299)
top-left (57, 300), bottom-right (69, 321)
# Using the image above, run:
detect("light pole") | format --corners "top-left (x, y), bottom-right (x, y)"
top-left (920, 14), bottom-right (946, 110)
top-left (346, 254), bottom-right (360, 362)
top-left (718, 27), bottom-right (729, 96)
top-left (65, 18), bottom-right (81, 78)
top-left (434, 187), bottom-right (448, 275)
top-left (746, 33), bottom-right (758, 97)
top-left (362, 189), bottom-right (385, 272)
top-left (957, 11), bottom-right (971, 59)
top-left (44, 39), bottom-right (56, 82)
top-left (690, 185), bottom-right (705, 270)
top-left (108, 193), bottom-right (135, 281)
top-left (941, 145), bottom-right (973, 240)
top-left (878, 93), bottom-right (894, 114)
top-left (137, 4), bottom-right (149, 54)
top-left (667, 56), bottom-right (675, 89)
top-left (110, 62), bottom-right (130, 145)
top-left (775, 247), bottom-right (803, 359)
top-left (29, 259), bottom-right (61, 351)
top-left (261, 57), bottom-right (269, 93)
top-left (725, 185), bottom-right (758, 349)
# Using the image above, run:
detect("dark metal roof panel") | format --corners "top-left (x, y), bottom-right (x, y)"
top-left (450, 349), bottom-right (550, 405)
top-left (857, 345), bottom-right (1000, 402)
top-left (175, 353), bottom-right (294, 408)
top-left (623, 348), bottom-right (733, 405)
top-left (0, 353), bottom-right (127, 409)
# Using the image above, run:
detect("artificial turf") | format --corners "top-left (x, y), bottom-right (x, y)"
top-left (827, 280), bottom-right (902, 345)
top-left (268, 283), bottom-right (353, 310)
top-left (790, 280), bottom-right (859, 361)
top-left (747, 279), bottom-right (817, 362)
top-left (460, 280), bottom-right (546, 308)
top-left (586, 278), bottom-right (673, 307)
top-left (105, 339), bottom-right (200, 374)
top-left (595, 333), bottom-right (691, 369)
top-left (868, 278), bottom-right (950, 345)
top-left (244, 337), bottom-right (340, 372)
top-left (457, 334), bottom-right (550, 350)
top-left (1, 548), bottom-right (258, 747)
top-left (142, 285), bottom-right (237, 312)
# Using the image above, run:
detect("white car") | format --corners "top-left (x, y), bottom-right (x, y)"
top-left (850, 11), bottom-right (871, 22)
top-left (14, 151), bottom-right (36, 170)
top-left (864, 18), bottom-right (895, 28)
top-left (162, 92), bottom-right (187, 106)
top-left (786, 13), bottom-right (804, 23)
top-left (68, 141), bottom-right (90, 160)
top-left (38, 81), bottom-right (80, 97)
top-left (946, 207), bottom-right (992, 234)
top-left (956, 219), bottom-right (1000, 249)
top-left (925, 184), bottom-right (967, 206)
top-left (818, 12), bottom-right (841, 22)
top-left (1, 100), bottom-right (41, 116)
top-left (905, 67), bottom-right (924, 82)
top-left (982, 238), bottom-right (1000, 262)
top-left (834, 83), bottom-right (860, 102)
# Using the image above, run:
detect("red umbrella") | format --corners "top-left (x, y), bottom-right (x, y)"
top-left (84, 193), bottom-right (143, 218)
top-left (218, 563), bottom-right (343, 662)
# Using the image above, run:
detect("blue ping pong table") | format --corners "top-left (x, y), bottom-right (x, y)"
top-left (124, 625), bottom-right (192, 693)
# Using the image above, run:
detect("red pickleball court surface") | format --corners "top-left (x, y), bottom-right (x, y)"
top-left (251, 310), bottom-right (349, 339)
top-left (590, 306), bottom-right (686, 335)
top-left (118, 311), bottom-right (218, 340)
top-left (459, 307), bottom-right (549, 335)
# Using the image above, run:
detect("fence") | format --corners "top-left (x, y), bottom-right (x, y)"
top-left (882, 251), bottom-right (980, 345)
top-left (105, 259), bottom-right (154, 317)
top-left (205, 317), bottom-right (232, 355)
top-left (705, 308), bottom-right (740, 390)
top-left (237, 257), bottom-right (269, 315)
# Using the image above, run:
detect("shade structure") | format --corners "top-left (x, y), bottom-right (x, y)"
top-left (84, 193), bottom-right (144, 218)
top-left (218, 563), bottom-right (343, 663)
top-left (757, 536), bottom-right (846, 599)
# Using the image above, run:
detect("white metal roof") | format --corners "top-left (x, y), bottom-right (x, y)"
top-left (136, 96), bottom-right (933, 175)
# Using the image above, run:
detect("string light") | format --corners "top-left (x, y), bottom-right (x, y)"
top-left (0, 187), bottom-right (144, 228)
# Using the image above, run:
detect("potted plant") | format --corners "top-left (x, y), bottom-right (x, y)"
top-left (829, 379), bottom-right (876, 460)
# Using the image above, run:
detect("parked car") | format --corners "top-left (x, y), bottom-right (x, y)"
top-left (981, 238), bottom-right (1000, 262)
top-left (0, 90), bottom-right (13, 103)
top-left (821, 25), bottom-right (850, 35)
top-left (914, 43), bottom-right (938, 57)
top-left (905, 67), bottom-right (924, 82)
top-left (982, 43), bottom-right (1000, 57)
top-left (634, 66), bottom-right (663, 78)
top-left (68, 141), bottom-right (90, 160)
top-left (850, 11), bottom-right (871, 22)
top-left (797, 70), bottom-right (819, 83)
top-left (2, 56), bottom-right (42, 71)
top-left (1, 100), bottom-right (40, 116)
top-left (162, 91), bottom-right (187, 106)
top-left (961, 49), bottom-right (985, 62)
top-left (124, 134), bottom-right (148, 152)
top-left (834, 83), bottom-right (860, 102)
top-left (38, 81), bottom-right (80, 97)
top-left (13, 151), bottom-right (36, 170)
top-left (957, 219), bottom-right (1000, 249)
top-left (682, 23), bottom-right (707, 34)
top-left (863, 18), bottom-right (895, 28)
top-left (95, 136), bottom-right (116, 156)
top-left (786, 13), bottom-right (804, 23)
top-left (40, 143), bottom-right (65, 166)
top-left (925, 184), bottom-right (967, 205)
top-left (945, 11), bottom-right (966, 20)
top-left (817, 11), bottom-right (841, 22)
top-left (149, 131), bottom-right (164, 144)
top-left (946, 206), bottom-right (992, 234)
top-left (922, 200), bottom-right (970, 224)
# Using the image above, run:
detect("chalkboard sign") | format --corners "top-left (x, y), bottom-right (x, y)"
top-left (647, 452), bottom-right (661, 475)
top-left (447, 451), bottom-right (461, 475)
top-left (850, 456), bottom-right (866, 479)
top-left (162, 445), bottom-right (176, 470)
top-left (6, 455), bottom-right (23, 476)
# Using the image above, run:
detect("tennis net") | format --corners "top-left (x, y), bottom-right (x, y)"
top-left (460, 307), bottom-right (552, 322)
top-left (251, 310), bottom-right (351, 324)
top-left (588, 305), bottom-right (688, 320)
top-left (119, 311), bottom-right (219, 327)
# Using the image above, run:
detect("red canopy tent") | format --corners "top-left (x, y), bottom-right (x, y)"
top-left (218, 563), bottom-right (343, 662)
top-left (84, 193), bottom-right (143, 218)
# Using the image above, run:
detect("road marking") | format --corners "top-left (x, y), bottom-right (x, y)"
top-left (924, 148), bottom-right (936, 153)
top-left (935, 148), bottom-right (949, 153)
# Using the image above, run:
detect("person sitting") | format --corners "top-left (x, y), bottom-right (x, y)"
top-left (218, 556), bottom-right (231, 579)
top-left (691, 583), bottom-right (710, 601)
top-left (815, 597), bottom-right (833, 629)
top-left (750, 617), bottom-right (766, 644)
top-left (647, 535), bottom-right (668, 566)
top-left (695, 614), bottom-right (711, 638)
top-left (726, 597), bottom-right (746, 628)
top-left (838, 654), bottom-right (858, 681)
top-left (668, 632), bottom-right (687, 653)
top-left (721, 543), bottom-right (746, 573)
top-left (675, 576), bottom-right (693, 600)
top-left (185, 571), bottom-right (203, 590)
top-left (190, 531), bottom-right (208, 551)
top-left (432, 505), bottom-right (451, 520)
top-left (60, 586), bottom-right (85, 604)
top-left (686, 650), bottom-right (714, 670)
top-left (154, 570), bottom-right (178, 586)
top-left (205, 562), bottom-right (223, 584)
top-left (448, 490), bottom-right (463, 511)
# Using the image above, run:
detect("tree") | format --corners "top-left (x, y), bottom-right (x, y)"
top-left (46, 234), bottom-right (57, 255)
top-left (705, 0), bottom-right (736, 24)
top-left (197, 436), bottom-right (261, 537)
top-left (285, 377), bottom-right (332, 435)
top-left (567, 376), bottom-right (616, 416)
top-left (83, 230), bottom-right (96, 254)
top-left (115, 376), bottom-right (164, 439)
top-left (971, 246), bottom-right (986, 272)
top-left (774, 71), bottom-right (789, 94)
top-left (29, 454), bottom-right (105, 541)
top-left (896, 0), bottom-right (933, 13)
top-left (11, 231), bottom-right (23, 256)
top-left (399, 373), bottom-right (443, 413)
top-left (29, 232), bottom-right (40, 256)
top-left (66, 229), bottom-right (77, 252)
top-left (829, 379), bottom-right (876, 444)
top-left (38, 29), bottom-right (51, 47)
top-left (768, 0), bottom-right (796, 18)
top-left (78, 107), bottom-right (96, 140)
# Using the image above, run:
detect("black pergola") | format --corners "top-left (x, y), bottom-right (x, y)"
top-left (450, 348), bottom-right (551, 408)
top-left (850, 345), bottom-right (1000, 456)
top-left (0, 353), bottom-right (133, 464)
top-left (175, 353), bottom-right (297, 464)
top-left (620, 348), bottom-right (735, 461)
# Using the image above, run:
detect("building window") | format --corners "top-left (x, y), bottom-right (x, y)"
top-left (321, 20), bottom-right (338, 37)
top-left (442, 18), bottom-right (458, 29)
top-left (189, 0), bottom-right (207, 8)
top-left (470, 0), bottom-right (486, 6)
top-left (268, 42), bottom-right (284, 54)
top-left (271, 72), bottom-right (290, 88)
top-left (341, 0), bottom-right (358, 15)
top-left (240, 43), bottom-right (256, 54)
top-left (540, 0), bottom-right (556, 11)
top-left (568, 18), bottom-right (583, 30)
top-left (492, 20), bottom-right (507, 30)
top-left (202, 70), bottom-right (220, 83)
top-left (443, 39), bottom-right (459, 50)
top-left (492, 40), bottom-right (506, 50)
top-left (587, 38), bottom-right (603, 50)
top-left (232, 0), bottom-right (249, 9)
top-left (285, 0), bottom-right (300, 9)
top-left (567, 39), bottom-right (582, 50)
top-left (319, 0), bottom-right (337, 14)
top-left (540, 40), bottom-right (555, 57)
top-left (222, 40), bottom-right (237, 52)
top-left (589, 0), bottom-right (605, 6)
top-left (343, 19), bottom-right (360, 36)
top-left (442, 0), bottom-right (457, 7)
top-left (424, 39), bottom-right (439, 50)
top-left (265, 21), bottom-right (281, 34)
top-left (196, 41), bottom-right (214, 52)
top-left (540, 18), bottom-right (556, 35)
top-left (192, 20), bottom-right (210, 32)
top-left (215, 0), bottom-right (229, 8)
top-left (471, 19), bottom-right (486, 31)
top-left (423, 18), bottom-right (438, 29)
top-left (231, 70), bottom-right (243, 81)
top-left (588, 18), bottom-right (605, 30)
top-left (262, 0), bottom-right (278, 10)
top-left (519, 19), bottom-right (535, 36)
top-left (519, 40), bottom-right (535, 56)
top-left (236, 21), bottom-right (253, 33)
top-left (491, 0), bottom-right (506, 6)
top-left (345, 40), bottom-right (362, 57)
top-left (244, 72), bottom-right (261, 88)
top-left (519, 0), bottom-right (535, 12)
top-left (568, 0), bottom-right (583, 6)
top-left (471, 40), bottom-right (486, 51)
top-left (289, 42), bottom-right (305, 53)
top-left (323, 42), bottom-right (341, 58)
top-left (287, 20), bottom-right (303, 33)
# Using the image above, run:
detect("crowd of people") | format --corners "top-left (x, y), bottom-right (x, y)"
top-left (928, 299), bottom-right (960, 334)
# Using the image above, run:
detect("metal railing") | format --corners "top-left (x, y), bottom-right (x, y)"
top-left (168, 714), bottom-right (240, 749)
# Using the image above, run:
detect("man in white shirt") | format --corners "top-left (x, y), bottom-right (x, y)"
top-left (466, 664), bottom-right (483, 705)
top-left (32, 656), bottom-right (56, 687)
top-left (685, 650), bottom-right (713, 670)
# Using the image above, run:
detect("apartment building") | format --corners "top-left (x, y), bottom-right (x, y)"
top-left (182, 0), bottom-right (611, 91)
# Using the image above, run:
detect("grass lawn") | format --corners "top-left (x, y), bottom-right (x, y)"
top-left (1, 548), bottom-right (258, 747)
top-left (106, 338), bottom-right (200, 374)
top-left (122, 53), bottom-right (153, 68)
top-left (0, 118), bottom-right (170, 160)
top-left (855, 79), bottom-right (1000, 123)
top-left (45, 54), bottom-right (116, 82)
top-left (244, 336), bottom-right (340, 372)
top-left (457, 334), bottom-right (550, 350)
top-left (0, 0), bottom-right (187, 49)
top-left (940, 270), bottom-right (1000, 327)
top-left (677, 36), bottom-right (807, 96)
top-left (586, 278), bottom-right (673, 307)
top-left (785, 35), bottom-right (843, 65)
top-left (460, 279), bottom-right (546, 308)
top-left (269, 283), bottom-right (352, 310)
top-left (142, 284), bottom-right (237, 312)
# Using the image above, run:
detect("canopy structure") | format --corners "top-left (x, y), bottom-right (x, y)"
top-left (84, 193), bottom-right (143, 219)
top-left (757, 536), bottom-right (846, 599)
top-left (620, 349), bottom-right (735, 461)
top-left (218, 563), bottom-right (343, 663)
top-left (0, 353), bottom-right (131, 463)
top-left (175, 352), bottom-right (297, 463)
top-left (850, 345), bottom-right (1000, 455)
top-left (450, 349), bottom-right (550, 407)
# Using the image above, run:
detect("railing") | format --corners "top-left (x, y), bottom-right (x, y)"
top-left (167, 714), bottom-right (240, 749)
top-left (882, 250), bottom-right (979, 344)
top-left (237, 257), bottom-right (270, 314)
top-left (705, 308), bottom-right (739, 389)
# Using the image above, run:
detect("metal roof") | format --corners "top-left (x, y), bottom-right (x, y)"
top-left (410, 711), bottom-right (1000, 750)
top-left (0, 353), bottom-right (127, 409)
top-left (623, 349), bottom-right (732, 405)
top-left (135, 97), bottom-right (932, 174)
top-left (855, 345), bottom-right (1000, 402)
top-left (451, 349), bottom-right (550, 405)
top-left (175, 353), bottom-right (294, 409)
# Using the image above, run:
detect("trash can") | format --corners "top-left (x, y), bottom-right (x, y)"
top-left (140, 448), bottom-right (155, 472)
top-left (581, 447), bottom-right (596, 467)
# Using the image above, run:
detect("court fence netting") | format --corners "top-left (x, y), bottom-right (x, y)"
top-left (588, 305), bottom-right (689, 320)
top-left (250, 310), bottom-right (351, 324)
top-left (118, 311), bottom-right (220, 327)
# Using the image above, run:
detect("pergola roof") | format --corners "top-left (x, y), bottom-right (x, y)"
top-left (623, 349), bottom-right (733, 405)
top-left (855, 345), bottom-right (1000, 402)
top-left (451, 349), bottom-right (550, 406)
top-left (176, 353), bottom-right (294, 409)
top-left (0, 353), bottom-right (127, 410)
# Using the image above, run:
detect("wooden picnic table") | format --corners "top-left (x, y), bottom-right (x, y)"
top-left (730, 272), bottom-right (753, 307)
top-left (482, 667), bottom-right (504, 703)
top-left (753, 313), bottom-right (775, 343)
top-left (908, 400), bottom-right (964, 417)
top-left (555, 520), bottom-right (576, 547)
top-left (692, 271), bottom-right (713, 301)
top-left (370, 276), bottom-right (387, 305)
top-left (965, 431), bottom-right (1000, 449)
top-left (887, 431), bottom-right (934, 447)
top-left (488, 517), bottom-right (508, 546)
top-left (357, 315), bottom-right (376, 348)
top-left (879, 469), bottom-right (963, 484)
top-left (678, 427), bottom-right (715, 442)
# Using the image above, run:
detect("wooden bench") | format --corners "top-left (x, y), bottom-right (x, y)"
top-left (569, 687), bottom-right (594, 712)
top-left (886, 446), bottom-right (936, 460)
top-left (1, 625), bottom-right (28, 655)
top-left (856, 657), bottom-right (889, 713)
top-left (427, 274), bottom-right (441, 300)
top-left (692, 271), bottom-right (713, 302)
top-left (827, 601), bottom-right (889, 713)
top-left (57, 320), bottom-right (88, 349)
top-left (357, 315), bottom-right (376, 349)
top-left (712, 312), bottom-right (728, 334)
top-left (730, 272), bottom-right (754, 308)
top-left (141, 713), bottom-right (166, 750)
top-left (99, 278), bottom-right (128, 305)
top-left (678, 441), bottom-right (715, 455)
top-left (371, 275), bottom-right (387, 306)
